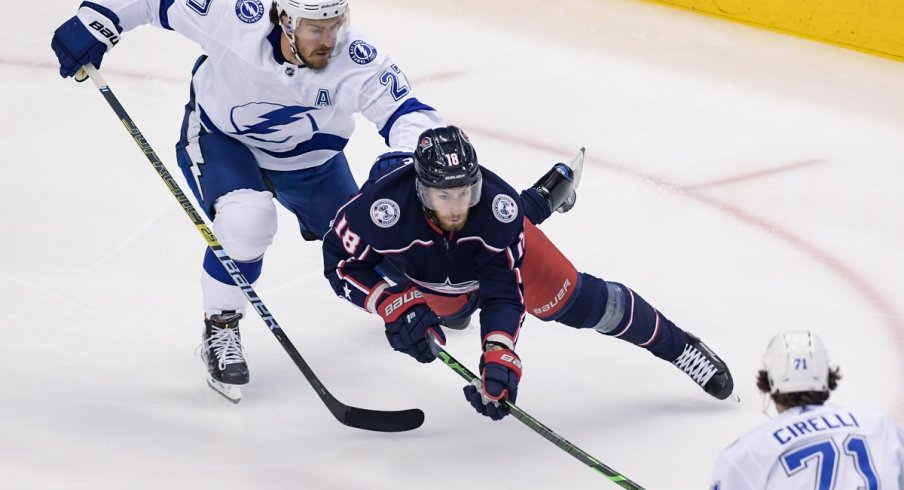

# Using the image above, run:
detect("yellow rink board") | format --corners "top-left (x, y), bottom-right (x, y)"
top-left (645, 0), bottom-right (904, 62)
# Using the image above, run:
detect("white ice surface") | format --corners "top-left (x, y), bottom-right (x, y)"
top-left (2, 0), bottom-right (904, 488)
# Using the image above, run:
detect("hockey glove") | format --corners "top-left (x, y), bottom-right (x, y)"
top-left (463, 346), bottom-right (522, 420)
top-left (368, 151), bottom-right (414, 181)
top-left (377, 287), bottom-right (446, 363)
top-left (52, 7), bottom-right (122, 79)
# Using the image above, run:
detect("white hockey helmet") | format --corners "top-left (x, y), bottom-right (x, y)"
top-left (273, 0), bottom-right (349, 66)
top-left (275, 0), bottom-right (348, 24)
top-left (762, 330), bottom-right (830, 394)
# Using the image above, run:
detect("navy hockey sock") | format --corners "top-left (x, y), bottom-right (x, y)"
top-left (555, 274), bottom-right (687, 361)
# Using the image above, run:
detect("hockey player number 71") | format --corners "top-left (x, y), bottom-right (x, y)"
top-left (780, 435), bottom-right (878, 489)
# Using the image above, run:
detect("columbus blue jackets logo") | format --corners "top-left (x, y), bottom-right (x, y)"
top-left (235, 0), bottom-right (264, 23)
top-left (492, 194), bottom-right (518, 223)
top-left (370, 199), bottom-right (400, 228)
top-left (349, 40), bottom-right (377, 65)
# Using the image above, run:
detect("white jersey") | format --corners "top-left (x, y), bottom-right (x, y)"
top-left (79, 0), bottom-right (444, 171)
top-left (711, 404), bottom-right (904, 489)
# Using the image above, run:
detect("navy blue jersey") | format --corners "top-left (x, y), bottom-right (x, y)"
top-left (323, 162), bottom-right (526, 348)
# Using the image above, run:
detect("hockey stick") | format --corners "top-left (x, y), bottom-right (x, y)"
top-left (76, 64), bottom-right (424, 432)
top-left (428, 337), bottom-right (647, 489)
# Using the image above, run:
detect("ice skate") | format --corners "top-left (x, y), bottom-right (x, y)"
top-left (532, 147), bottom-right (584, 214)
top-left (200, 311), bottom-right (249, 403)
top-left (672, 332), bottom-right (738, 402)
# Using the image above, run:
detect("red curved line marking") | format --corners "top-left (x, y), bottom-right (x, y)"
top-left (4, 58), bottom-right (189, 84)
top-left (8, 58), bottom-right (460, 87)
top-left (411, 70), bottom-right (467, 85)
top-left (469, 126), bottom-right (904, 420)
top-left (689, 159), bottom-right (825, 190)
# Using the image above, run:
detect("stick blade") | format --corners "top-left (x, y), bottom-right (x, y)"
top-left (340, 406), bottom-right (426, 432)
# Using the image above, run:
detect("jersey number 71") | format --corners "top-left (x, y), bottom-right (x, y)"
top-left (780, 435), bottom-right (879, 489)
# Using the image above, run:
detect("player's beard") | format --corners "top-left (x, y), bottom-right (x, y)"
top-left (297, 42), bottom-right (333, 70)
top-left (434, 210), bottom-right (469, 232)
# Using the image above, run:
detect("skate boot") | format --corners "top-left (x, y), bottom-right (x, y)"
top-left (200, 310), bottom-right (249, 403)
top-left (532, 148), bottom-right (584, 214)
top-left (672, 332), bottom-right (735, 401)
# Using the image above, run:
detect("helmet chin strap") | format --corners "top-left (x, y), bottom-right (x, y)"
top-left (279, 20), bottom-right (308, 67)
top-left (421, 205), bottom-right (441, 229)
top-left (761, 392), bottom-right (776, 419)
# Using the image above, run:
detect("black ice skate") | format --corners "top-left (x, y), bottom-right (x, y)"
top-left (200, 311), bottom-right (249, 403)
top-left (672, 332), bottom-right (737, 401)
top-left (532, 148), bottom-right (584, 214)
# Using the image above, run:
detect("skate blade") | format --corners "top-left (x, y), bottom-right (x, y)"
top-left (725, 392), bottom-right (741, 404)
top-left (207, 377), bottom-right (242, 404)
top-left (565, 147), bottom-right (585, 188)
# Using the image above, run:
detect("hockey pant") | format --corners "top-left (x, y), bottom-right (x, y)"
top-left (176, 132), bottom-right (358, 315)
top-left (421, 220), bottom-right (687, 362)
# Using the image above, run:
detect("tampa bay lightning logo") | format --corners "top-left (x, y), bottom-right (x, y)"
top-left (492, 194), bottom-right (518, 223)
top-left (235, 0), bottom-right (264, 23)
top-left (349, 40), bottom-right (377, 65)
top-left (228, 102), bottom-right (320, 144)
top-left (370, 199), bottom-right (400, 228)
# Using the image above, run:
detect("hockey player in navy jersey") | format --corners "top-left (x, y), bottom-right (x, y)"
top-left (323, 126), bottom-right (735, 420)
top-left (51, 0), bottom-right (445, 401)
top-left (711, 330), bottom-right (904, 489)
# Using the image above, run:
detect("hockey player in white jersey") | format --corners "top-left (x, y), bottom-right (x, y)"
top-left (710, 330), bottom-right (904, 489)
top-left (51, 0), bottom-right (444, 401)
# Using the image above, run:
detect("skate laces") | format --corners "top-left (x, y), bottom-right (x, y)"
top-left (200, 318), bottom-right (247, 370)
top-left (672, 343), bottom-right (718, 387)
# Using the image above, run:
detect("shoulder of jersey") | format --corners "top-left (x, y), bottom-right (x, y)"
top-left (468, 168), bottom-right (524, 247)
top-left (185, 0), bottom-right (273, 46)
top-left (341, 29), bottom-right (389, 68)
top-left (212, 0), bottom-right (272, 27)
top-left (353, 165), bottom-right (418, 240)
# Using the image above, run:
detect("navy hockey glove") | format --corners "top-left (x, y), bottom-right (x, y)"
top-left (368, 151), bottom-right (413, 181)
top-left (377, 288), bottom-right (446, 363)
top-left (52, 7), bottom-right (121, 79)
top-left (464, 346), bottom-right (522, 420)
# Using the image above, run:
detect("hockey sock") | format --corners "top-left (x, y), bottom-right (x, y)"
top-left (555, 274), bottom-right (687, 361)
top-left (203, 247), bottom-right (264, 285)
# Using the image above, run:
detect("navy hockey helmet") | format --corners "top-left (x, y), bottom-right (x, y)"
top-left (414, 126), bottom-right (480, 188)
top-left (414, 126), bottom-right (483, 209)
top-left (414, 126), bottom-right (483, 210)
